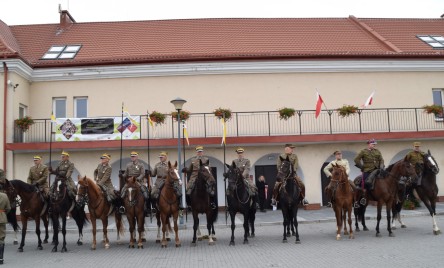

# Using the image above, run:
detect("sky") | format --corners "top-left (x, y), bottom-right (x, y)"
top-left (0, 0), bottom-right (443, 25)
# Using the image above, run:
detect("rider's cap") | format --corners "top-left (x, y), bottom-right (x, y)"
top-left (61, 151), bottom-right (70, 156)
top-left (413, 142), bottom-right (421, 147)
top-left (284, 144), bottom-right (295, 148)
top-left (235, 147), bottom-right (244, 153)
top-left (195, 145), bottom-right (204, 152)
top-left (367, 139), bottom-right (377, 145)
top-left (159, 151), bottom-right (168, 157)
top-left (130, 151), bottom-right (138, 157)
top-left (33, 155), bottom-right (42, 160)
top-left (100, 153), bottom-right (111, 160)
top-left (333, 150), bottom-right (342, 155)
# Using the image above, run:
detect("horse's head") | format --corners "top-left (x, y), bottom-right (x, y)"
top-left (331, 164), bottom-right (347, 183)
top-left (166, 161), bottom-right (180, 184)
top-left (392, 158), bottom-right (417, 179)
top-left (125, 177), bottom-right (139, 203)
top-left (276, 155), bottom-right (293, 181)
top-left (1, 179), bottom-right (18, 205)
top-left (197, 159), bottom-right (213, 183)
top-left (76, 175), bottom-right (89, 203)
top-left (51, 177), bottom-right (68, 201)
top-left (424, 150), bottom-right (439, 175)
top-left (224, 162), bottom-right (242, 189)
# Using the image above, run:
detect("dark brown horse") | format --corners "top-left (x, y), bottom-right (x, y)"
top-left (329, 164), bottom-right (354, 240)
top-left (123, 177), bottom-right (145, 248)
top-left (393, 150), bottom-right (441, 235)
top-left (158, 161), bottom-right (181, 248)
top-left (225, 161), bottom-right (256, 246)
top-left (276, 156), bottom-right (300, 244)
top-left (77, 175), bottom-right (124, 250)
top-left (354, 158), bottom-right (416, 237)
top-left (189, 160), bottom-right (218, 246)
top-left (5, 180), bottom-right (49, 252)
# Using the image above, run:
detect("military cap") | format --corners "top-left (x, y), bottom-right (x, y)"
top-left (100, 153), bottom-right (111, 160)
top-left (235, 147), bottom-right (245, 153)
top-left (333, 150), bottom-right (342, 155)
top-left (195, 146), bottom-right (204, 152)
top-left (130, 151), bottom-right (138, 157)
top-left (413, 142), bottom-right (421, 147)
top-left (61, 151), bottom-right (70, 157)
top-left (33, 155), bottom-right (42, 160)
top-left (159, 151), bottom-right (168, 157)
top-left (367, 139), bottom-right (377, 145)
top-left (284, 144), bottom-right (295, 148)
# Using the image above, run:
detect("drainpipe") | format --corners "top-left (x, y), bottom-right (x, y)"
top-left (2, 62), bottom-right (7, 170)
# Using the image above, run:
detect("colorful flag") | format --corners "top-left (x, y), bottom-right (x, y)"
top-left (182, 121), bottom-right (190, 146)
top-left (315, 91), bottom-right (324, 119)
top-left (362, 91), bottom-right (375, 108)
top-left (50, 112), bottom-right (56, 123)
top-left (147, 111), bottom-right (154, 128)
top-left (221, 119), bottom-right (227, 145)
top-left (120, 106), bottom-right (138, 134)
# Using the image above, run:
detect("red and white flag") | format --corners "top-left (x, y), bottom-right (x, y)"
top-left (315, 91), bottom-right (324, 118)
top-left (362, 91), bottom-right (375, 108)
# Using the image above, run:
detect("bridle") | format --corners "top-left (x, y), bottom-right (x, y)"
top-left (227, 166), bottom-right (250, 204)
top-left (50, 178), bottom-right (68, 204)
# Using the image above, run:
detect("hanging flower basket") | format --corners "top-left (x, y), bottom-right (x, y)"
top-left (15, 116), bottom-right (34, 132)
top-left (337, 105), bottom-right (359, 117)
top-left (171, 110), bottom-right (190, 121)
top-left (278, 107), bottom-right (296, 120)
top-left (422, 105), bottom-right (443, 117)
top-left (214, 107), bottom-right (232, 121)
top-left (149, 111), bottom-right (166, 125)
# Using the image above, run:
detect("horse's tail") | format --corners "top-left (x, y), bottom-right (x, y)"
top-left (6, 208), bottom-right (20, 232)
top-left (115, 211), bottom-right (125, 237)
top-left (355, 205), bottom-right (365, 222)
top-left (71, 204), bottom-right (89, 227)
top-left (392, 201), bottom-right (402, 219)
top-left (212, 207), bottom-right (219, 223)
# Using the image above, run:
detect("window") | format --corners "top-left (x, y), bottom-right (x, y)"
top-left (417, 35), bottom-right (444, 49)
top-left (42, 45), bottom-right (82, 60)
top-left (53, 98), bottom-right (66, 118)
top-left (74, 97), bottom-right (88, 118)
top-left (432, 89), bottom-right (444, 120)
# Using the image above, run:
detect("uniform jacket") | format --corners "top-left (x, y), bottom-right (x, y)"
top-left (323, 159), bottom-right (350, 178)
top-left (151, 161), bottom-right (168, 179)
top-left (354, 149), bottom-right (384, 173)
top-left (405, 150), bottom-right (425, 166)
top-left (27, 164), bottom-right (49, 188)
top-left (123, 160), bottom-right (145, 182)
top-left (233, 157), bottom-right (251, 179)
top-left (54, 160), bottom-right (74, 180)
top-left (0, 192), bottom-right (11, 224)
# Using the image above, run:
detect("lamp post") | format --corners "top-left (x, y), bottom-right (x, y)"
top-left (170, 97), bottom-right (187, 214)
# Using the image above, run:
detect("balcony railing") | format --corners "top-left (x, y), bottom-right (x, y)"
top-left (13, 108), bottom-right (444, 143)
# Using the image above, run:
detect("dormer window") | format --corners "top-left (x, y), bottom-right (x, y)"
top-left (42, 45), bottom-right (81, 59)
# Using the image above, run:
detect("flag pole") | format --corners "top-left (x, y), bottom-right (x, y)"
top-left (182, 120), bottom-right (188, 222)
top-left (146, 111), bottom-right (153, 223)
top-left (49, 117), bottom-right (53, 187)
top-left (223, 114), bottom-right (228, 225)
top-left (119, 102), bottom-right (124, 190)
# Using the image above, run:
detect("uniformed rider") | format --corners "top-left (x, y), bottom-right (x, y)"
top-left (0, 183), bottom-right (11, 265)
top-left (119, 152), bottom-right (149, 213)
top-left (49, 151), bottom-right (77, 200)
top-left (27, 155), bottom-right (50, 202)
top-left (93, 153), bottom-right (117, 204)
top-left (405, 142), bottom-right (425, 185)
top-left (231, 147), bottom-right (257, 196)
top-left (271, 144), bottom-right (309, 206)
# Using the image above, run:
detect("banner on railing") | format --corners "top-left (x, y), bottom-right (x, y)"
top-left (54, 117), bottom-right (140, 141)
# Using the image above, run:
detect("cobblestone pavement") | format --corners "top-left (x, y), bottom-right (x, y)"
top-left (4, 204), bottom-right (444, 268)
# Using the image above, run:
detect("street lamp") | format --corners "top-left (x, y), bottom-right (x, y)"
top-left (170, 97), bottom-right (187, 211)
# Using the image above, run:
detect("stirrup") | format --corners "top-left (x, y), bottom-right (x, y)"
top-left (326, 202), bottom-right (332, 207)
top-left (302, 199), bottom-right (309, 206)
top-left (271, 199), bottom-right (277, 206)
top-left (210, 202), bottom-right (217, 210)
top-left (353, 201), bottom-right (360, 208)
top-left (360, 198), bottom-right (367, 205)
top-left (118, 206), bottom-right (126, 214)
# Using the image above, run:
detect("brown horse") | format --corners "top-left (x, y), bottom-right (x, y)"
top-left (5, 180), bottom-right (49, 252)
top-left (329, 164), bottom-right (354, 240)
top-left (354, 158), bottom-right (417, 237)
top-left (393, 150), bottom-right (441, 235)
top-left (77, 175), bottom-right (124, 250)
top-left (158, 161), bottom-right (181, 248)
top-left (123, 177), bottom-right (145, 248)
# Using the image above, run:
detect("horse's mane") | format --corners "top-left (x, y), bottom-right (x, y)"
top-left (386, 162), bottom-right (396, 172)
top-left (81, 176), bottom-right (101, 193)
top-left (10, 179), bottom-right (35, 193)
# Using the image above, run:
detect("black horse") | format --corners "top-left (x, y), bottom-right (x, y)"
top-left (189, 160), bottom-right (218, 246)
top-left (393, 150), bottom-right (441, 235)
top-left (224, 161), bottom-right (256, 246)
top-left (50, 177), bottom-right (88, 252)
top-left (276, 155), bottom-right (300, 244)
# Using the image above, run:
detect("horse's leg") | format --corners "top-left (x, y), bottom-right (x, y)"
top-left (282, 207), bottom-right (288, 243)
top-left (375, 201), bottom-right (382, 237)
top-left (354, 207), bottom-right (360, 232)
top-left (61, 212), bottom-right (68, 252)
top-left (249, 206), bottom-right (256, 237)
top-left (342, 205), bottom-right (348, 236)
top-left (294, 205), bottom-right (300, 244)
top-left (206, 211), bottom-right (215, 245)
top-left (191, 211), bottom-right (199, 246)
top-left (173, 211), bottom-right (181, 248)
top-left (51, 213), bottom-right (59, 252)
top-left (128, 214), bottom-right (135, 248)
top-left (229, 211), bottom-right (236, 246)
top-left (348, 205), bottom-right (354, 239)
top-left (161, 213), bottom-right (168, 248)
top-left (137, 212), bottom-right (145, 249)
top-left (156, 213), bottom-right (161, 243)
top-left (43, 213), bottom-right (49, 244)
top-left (243, 210), bottom-right (250, 245)
top-left (91, 217), bottom-right (97, 250)
top-left (361, 204), bottom-right (369, 231)
top-left (386, 200), bottom-right (394, 237)
top-left (35, 216), bottom-right (43, 250)
top-left (334, 206), bottom-right (342, 240)
top-left (102, 216), bottom-right (109, 249)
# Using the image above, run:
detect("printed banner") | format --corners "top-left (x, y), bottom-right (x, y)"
top-left (54, 117), bottom-right (140, 141)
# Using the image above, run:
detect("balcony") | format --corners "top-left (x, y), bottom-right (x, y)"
top-left (12, 108), bottom-right (444, 144)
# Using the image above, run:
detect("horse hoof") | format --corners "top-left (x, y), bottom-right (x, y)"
top-left (282, 240), bottom-right (288, 243)
top-left (191, 242), bottom-right (197, 247)
top-left (363, 227), bottom-right (369, 231)
top-left (243, 240), bottom-right (249, 245)
top-left (197, 237), bottom-right (202, 241)
top-left (391, 226), bottom-right (397, 230)
top-left (138, 245), bottom-right (143, 249)
top-left (51, 248), bottom-right (57, 252)
top-left (401, 225), bottom-right (407, 229)
top-left (166, 238), bottom-right (171, 242)
top-left (161, 245), bottom-right (167, 248)
top-left (142, 238), bottom-right (147, 242)
top-left (229, 241), bottom-right (235, 246)
top-left (375, 233), bottom-right (381, 237)
top-left (13, 241), bottom-right (18, 245)
top-left (349, 235), bottom-right (355, 239)
top-left (156, 239), bottom-right (161, 243)
top-left (77, 241), bottom-right (83, 246)
top-left (389, 233), bottom-right (395, 237)
top-left (433, 230), bottom-right (442, 235)
top-left (176, 244), bottom-right (181, 248)
top-left (43, 240), bottom-right (48, 244)
top-left (38, 246), bottom-right (43, 250)
top-left (61, 248), bottom-right (67, 253)
top-left (51, 241), bottom-right (55, 245)
top-left (91, 247), bottom-right (96, 250)
top-left (209, 241), bottom-right (215, 246)
top-left (355, 228), bottom-right (360, 232)
top-left (336, 236), bottom-right (341, 241)
top-left (17, 248), bottom-right (23, 253)
top-left (250, 233), bottom-right (255, 238)
top-left (295, 240), bottom-right (301, 244)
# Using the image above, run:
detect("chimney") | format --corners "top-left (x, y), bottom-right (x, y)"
top-left (59, 4), bottom-right (76, 29)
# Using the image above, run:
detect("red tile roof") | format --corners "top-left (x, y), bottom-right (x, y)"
top-left (1, 16), bottom-right (444, 68)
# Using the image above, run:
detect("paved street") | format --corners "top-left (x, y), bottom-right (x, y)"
top-left (4, 204), bottom-right (444, 268)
